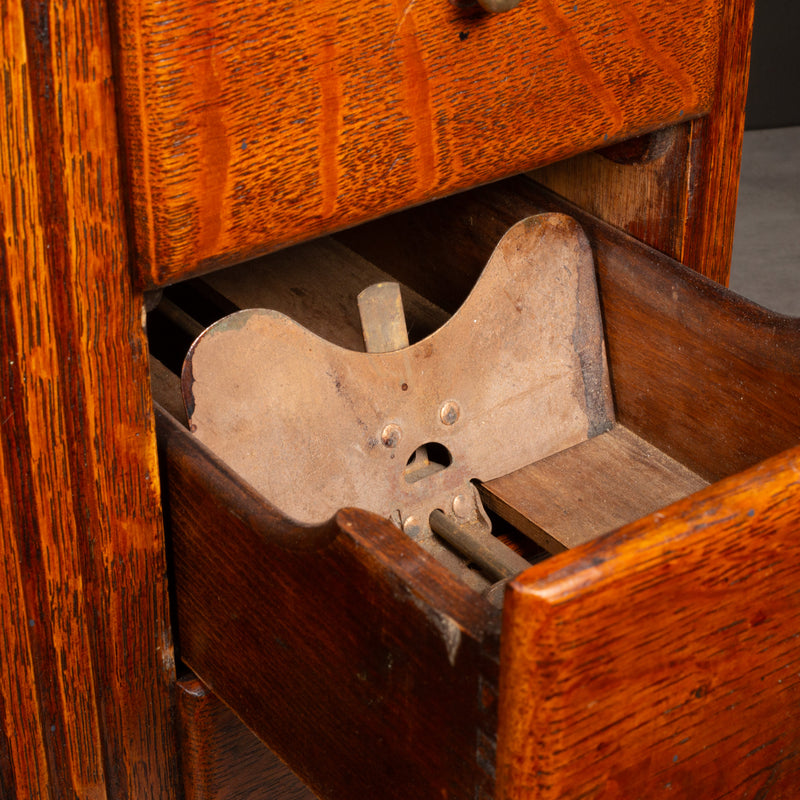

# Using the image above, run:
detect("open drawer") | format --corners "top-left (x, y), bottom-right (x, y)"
top-left (152, 179), bottom-right (800, 799)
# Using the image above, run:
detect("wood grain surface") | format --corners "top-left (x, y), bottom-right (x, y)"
top-left (158, 406), bottom-right (500, 800)
top-left (679, 0), bottom-right (755, 281)
top-left (531, 124), bottom-right (696, 266)
top-left (112, 0), bottom-right (722, 286)
top-left (496, 444), bottom-right (800, 799)
top-left (0, 0), bottom-right (178, 796)
top-left (177, 675), bottom-right (317, 800)
top-left (533, 0), bottom-right (754, 285)
top-left (202, 237), bottom-right (449, 352)
top-left (585, 202), bottom-right (800, 482)
top-left (482, 426), bottom-right (708, 552)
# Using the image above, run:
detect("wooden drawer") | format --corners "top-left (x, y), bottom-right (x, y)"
top-left (114, 0), bottom-right (723, 287)
top-left (152, 179), bottom-right (800, 798)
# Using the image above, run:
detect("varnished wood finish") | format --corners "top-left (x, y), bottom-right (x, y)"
top-left (679, 0), bottom-right (755, 280)
top-left (0, 0), bottom-right (177, 796)
top-left (1, 0), bottom-right (763, 794)
top-left (177, 675), bottom-right (317, 800)
top-left (158, 407), bottom-right (499, 800)
top-left (531, 0), bottom-right (754, 284)
top-left (112, 0), bottom-right (723, 286)
top-left (497, 445), bottom-right (800, 799)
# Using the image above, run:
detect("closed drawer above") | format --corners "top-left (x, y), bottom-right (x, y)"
top-left (114, 0), bottom-right (722, 287)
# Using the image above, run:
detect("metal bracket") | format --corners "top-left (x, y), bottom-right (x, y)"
top-left (182, 214), bottom-right (613, 584)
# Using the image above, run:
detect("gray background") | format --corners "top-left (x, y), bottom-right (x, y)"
top-left (728, 0), bottom-right (799, 315)
top-left (745, 0), bottom-right (800, 129)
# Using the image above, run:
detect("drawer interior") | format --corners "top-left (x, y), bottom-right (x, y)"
top-left (149, 175), bottom-right (800, 573)
top-left (149, 223), bottom-right (706, 566)
top-left (149, 176), bottom-right (800, 800)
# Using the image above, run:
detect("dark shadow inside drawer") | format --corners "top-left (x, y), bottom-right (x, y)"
top-left (150, 177), bottom-right (800, 800)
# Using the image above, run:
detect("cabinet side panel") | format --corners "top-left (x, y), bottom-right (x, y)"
top-left (680, 0), bottom-right (755, 281)
top-left (0, 0), bottom-right (179, 796)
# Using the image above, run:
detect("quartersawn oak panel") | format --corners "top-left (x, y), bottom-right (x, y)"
top-left (497, 445), bottom-right (800, 798)
top-left (113, 0), bottom-right (722, 286)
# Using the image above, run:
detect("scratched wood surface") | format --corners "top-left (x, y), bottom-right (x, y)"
top-left (496, 445), bottom-right (800, 799)
top-left (532, 0), bottom-right (754, 285)
top-left (158, 406), bottom-right (499, 800)
top-left (0, 0), bottom-right (178, 796)
top-left (112, 0), bottom-right (722, 286)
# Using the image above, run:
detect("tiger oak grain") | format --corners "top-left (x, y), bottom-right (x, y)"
top-left (113, 0), bottom-right (723, 285)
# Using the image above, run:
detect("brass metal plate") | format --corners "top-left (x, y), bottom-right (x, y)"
top-left (183, 213), bottom-right (613, 527)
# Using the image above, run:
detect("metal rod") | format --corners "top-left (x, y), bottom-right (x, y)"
top-left (156, 295), bottom-right (206, 340)
top-left (429, 509), bottom-right (530, 582)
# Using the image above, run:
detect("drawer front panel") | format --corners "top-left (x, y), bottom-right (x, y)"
top-left (115, 0), bottom-right (721, 286)
top-left (498, 446), bottom-right (800, 799)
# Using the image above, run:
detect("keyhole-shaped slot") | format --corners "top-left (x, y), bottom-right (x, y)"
top-left (403, 443), bottom-right (452, 484)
